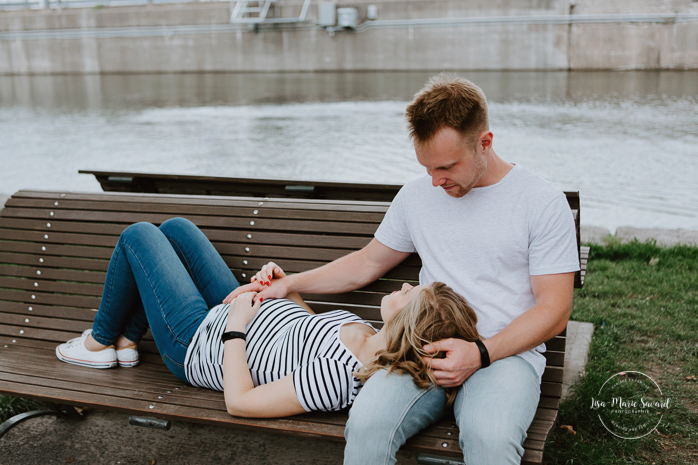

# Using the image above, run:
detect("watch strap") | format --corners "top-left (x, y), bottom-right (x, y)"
top-left (221, 331), bottom-right (246, 343)
top-left (474, 339), bottom-right (490, 368)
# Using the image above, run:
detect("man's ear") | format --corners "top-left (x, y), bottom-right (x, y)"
top-left (480, 131), bottom-right (493, 152)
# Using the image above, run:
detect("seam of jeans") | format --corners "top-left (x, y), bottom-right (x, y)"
top-left (457, 360), bottom-right (539, 462)
top-left (92, 240), bottom-right (124, 346)
top-left (164, 225), bottom-right (236, 306)
top-left (166, 235), bottom-right (196, 280)
top-left (162, 221), bottom-right (239, 305)
top-left (121, 330), bottom-right (142, 345)
top-left (459, 380), bottom-right (469, 460)
top-left (163, 353), bottom-right (185, 369)
top-left (382, 385), bottom-right (437, 465)
top-left (122, 241), bottom-right (190, 348)
top-left (160, 220), bottom-right (196, 280)
top-left (90, 330), bottom-right (112, 347)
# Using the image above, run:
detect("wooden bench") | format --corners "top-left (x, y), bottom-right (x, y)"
top-left (0, 189), bottom-right (589, 464)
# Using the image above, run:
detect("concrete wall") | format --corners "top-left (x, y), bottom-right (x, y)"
top-left (569, 0), bottom-right (698, 69)
top-left (0, 0), bottom-right (696, 74)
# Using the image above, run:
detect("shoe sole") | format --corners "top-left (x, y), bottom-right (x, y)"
top-left (117, 359), bottom-right (140, 368)
top-left (56, 346), bottom-right (117, 369)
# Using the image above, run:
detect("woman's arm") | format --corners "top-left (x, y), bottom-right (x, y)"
top-left (284, 292), bottom-right (314, 315)
top-left (223, 292), bottom-right (306, 418)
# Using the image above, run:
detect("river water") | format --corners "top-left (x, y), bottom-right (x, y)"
top-left (0, 71), bottom-right (696, 233)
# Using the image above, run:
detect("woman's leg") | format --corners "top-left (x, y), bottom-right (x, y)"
top-left (91, 224), bottom-right (149, 347)
top-left (91, 222), bottom-right (210, 382)
top-left (159, 217), bottom-right (240, 307)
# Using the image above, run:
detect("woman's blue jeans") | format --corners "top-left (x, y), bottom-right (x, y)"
top-left (91, 218), bottom-right (239, 383)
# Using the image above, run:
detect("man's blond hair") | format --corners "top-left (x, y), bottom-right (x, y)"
top-left (405, 73), bottom-right (489, 147)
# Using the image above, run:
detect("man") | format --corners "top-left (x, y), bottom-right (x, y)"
top-left (227, 73), bottom-right (580, 464)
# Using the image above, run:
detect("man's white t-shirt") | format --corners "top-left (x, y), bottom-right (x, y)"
top-left (374, 164), bottom-right (580, 380)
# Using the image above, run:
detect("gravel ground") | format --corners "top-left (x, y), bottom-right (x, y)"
top-left (0, 409), bottom-right (420, 465)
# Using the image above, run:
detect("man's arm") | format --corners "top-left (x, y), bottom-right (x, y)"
top-left (223, 238), bottom-right (411, 302)
top-left (424, 272), bottom-right (574, 387)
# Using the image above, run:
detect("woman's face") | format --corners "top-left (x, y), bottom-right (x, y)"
top-left (380, 283), bottom-right (429, 323)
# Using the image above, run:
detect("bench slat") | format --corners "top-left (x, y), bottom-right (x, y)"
top-left (1, 209), bottom-right (381, 236)
top-left (0, 265), bottom-right (106, 284)
top-left (13, 190), bottom-right (393, 209)
top-left (0, 288), bottom-right (101, 307)
top-left (0, 221), bottom-right (375, 250)
top-left (5, 197), bottom-right (389, 224)
top-left (0, 301), bottom-right (97, 321)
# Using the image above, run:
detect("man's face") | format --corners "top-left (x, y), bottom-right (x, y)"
top-left (415, 127), bottom-right (487, 198)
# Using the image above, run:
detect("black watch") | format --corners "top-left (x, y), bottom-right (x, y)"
top-left (221, 331), bottom-right (246, 343)
top-left (474, 339), bottom-right (490, 368)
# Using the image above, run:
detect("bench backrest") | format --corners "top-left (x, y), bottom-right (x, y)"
top-left (80, 171), bottom-right (584, 288)
top-left (0, 189), bottom-right (565, 409)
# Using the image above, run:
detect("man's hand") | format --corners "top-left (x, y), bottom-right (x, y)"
top-left (422, 338), bottom-right (482, 388)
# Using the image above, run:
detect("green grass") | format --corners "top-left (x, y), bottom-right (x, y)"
top-left (546, 241), bottom-right (698, 464)
top-left (0, 395), bottom-right (45, 424)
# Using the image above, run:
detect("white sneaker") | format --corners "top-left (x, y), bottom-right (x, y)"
top-left (116, 344), bottom-right (140, 368)
top-left (56, 329), bottom-right (117, 369)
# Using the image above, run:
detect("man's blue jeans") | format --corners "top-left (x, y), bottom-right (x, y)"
top-left (91, 218), bottom-right (239, 383)
top-left (344, 355), bottom-right (541, 465)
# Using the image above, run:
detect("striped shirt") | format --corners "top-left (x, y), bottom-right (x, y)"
top-left (184, 298), bottom-right (377, 412)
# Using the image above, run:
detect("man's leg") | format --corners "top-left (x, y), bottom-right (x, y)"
top-left (344, 370), bottom-right (447, 465)
top-left (454, 355), bottom-right (540, 465)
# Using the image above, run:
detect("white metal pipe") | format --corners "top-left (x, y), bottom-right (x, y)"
top-left (1, 12), bottom-right (697, 41)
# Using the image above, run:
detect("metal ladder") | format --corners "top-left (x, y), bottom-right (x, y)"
top-left (230, 0), bottom-right (312, 24)
top-left (230, 1), bottom-right (274, 22)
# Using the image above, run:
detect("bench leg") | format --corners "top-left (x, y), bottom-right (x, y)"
top-left (128, 415), bottom-right (171, 431)
top-left (417, 454), bottom-right (465, 465)
top-left (0, 403), bottom-right (84, 439)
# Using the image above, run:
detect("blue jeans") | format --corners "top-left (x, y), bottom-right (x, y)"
top-left (344, 356), bottom-right (540, 465)
top-left (91, 218), bottom-right (239, 383)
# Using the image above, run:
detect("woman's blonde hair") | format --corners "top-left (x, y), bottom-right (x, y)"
top-left (357, 282), bottom-right (480, 406)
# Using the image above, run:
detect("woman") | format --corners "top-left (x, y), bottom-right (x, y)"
top-left (56, 218), bottom-right (480, 417)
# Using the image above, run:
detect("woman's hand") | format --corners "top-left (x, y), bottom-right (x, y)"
top-left (223, 262), bottom-right (287, 304)
top-left (223, 262), bottom-right (294, 306)
top-left (222, 281), bottom-right (263, 304)
top-left (252, 262), bottom-right (286, 287)
top-left (228, 292), bottom-right (262, 328)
